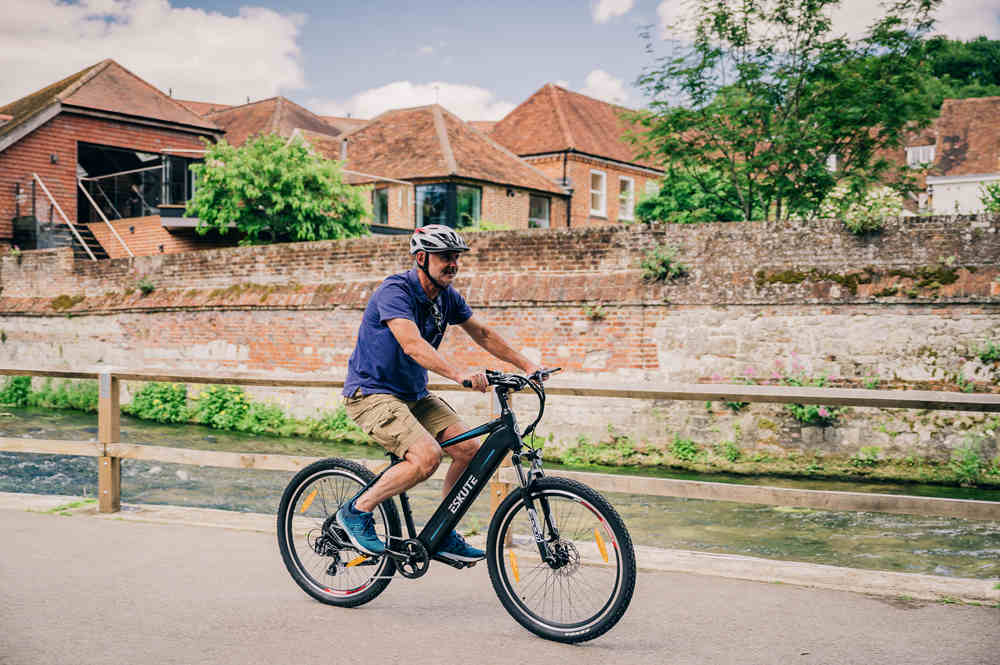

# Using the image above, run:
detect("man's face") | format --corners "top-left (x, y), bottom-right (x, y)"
top-left (425, 250), bottom-right (461, 285)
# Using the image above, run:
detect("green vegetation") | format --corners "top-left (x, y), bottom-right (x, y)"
top-left (45, 498), bottom-right (96, 516)
top-left (582, 304), bottom-right (607, 321)
top-left (781, 374), bottom-right (844, 427)
top-left (0, 376), bottom-right (32, 407)
top-left (978, 341), bottom-right (1000, 365)
top-left (948, 437), bottom-right (995, 487)
top-left (640, 244), bottom-right (688, 281)
top-left (187, 134), bottom-right (369, 244)
top-left (137, 278), bottom-right (155, 296)
top-left (850, 446), bottom-right (882, 468)
top-left (922, 36), bottom-right (1000, 107)
top-left (633, 0), bottom-right (938, 222)
top-left (670, 435), bottom-right (701, 462)
top-left (28, 378), bottom-right (98, 413)
top-left (636, 166), bottom-right (762, 223)
top-left (819, 184), bottom-right (903, 235)
top-left (121, 382), bottom-right (188, 423)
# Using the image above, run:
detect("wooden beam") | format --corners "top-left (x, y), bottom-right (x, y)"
top-left (497, 468), bottom-right (1000, 522)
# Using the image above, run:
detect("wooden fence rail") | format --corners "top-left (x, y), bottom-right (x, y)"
top-left (0, 367), bottom-right (998, 520)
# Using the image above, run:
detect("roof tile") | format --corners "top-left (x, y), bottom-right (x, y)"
top-left (207, 97), bottom-right (341, 146)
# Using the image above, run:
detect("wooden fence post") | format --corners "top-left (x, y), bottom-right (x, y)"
top-left (98, 372), bottom-right (121, 513)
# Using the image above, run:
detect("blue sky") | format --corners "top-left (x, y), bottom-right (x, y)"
top-left (3, 0), bottom-right (1000, 121)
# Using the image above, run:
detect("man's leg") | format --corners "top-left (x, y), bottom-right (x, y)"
top-left (437, 421), bottom-right (479, 497)
top-left (354, 435), bottom-right (441, 512)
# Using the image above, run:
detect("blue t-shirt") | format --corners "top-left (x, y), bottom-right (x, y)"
top-left (343, 268), bottom-right (473, 401)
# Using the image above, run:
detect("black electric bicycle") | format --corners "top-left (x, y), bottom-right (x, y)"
top-left (276, 369), bottom-right (636, 643)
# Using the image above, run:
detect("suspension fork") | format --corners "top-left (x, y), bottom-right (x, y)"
top-left (511, 453), bottom-right (561, 565)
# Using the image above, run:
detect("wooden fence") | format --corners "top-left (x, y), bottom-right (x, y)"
top-left (0, 367), bottom-right (998, 521)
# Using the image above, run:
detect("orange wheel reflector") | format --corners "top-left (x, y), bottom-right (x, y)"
top-left (346, 555), bottom-right (369, 567)
top-left (509, 550), bottom-right (520, 582)
top-left (300, 489), bottom-right (318, 513)
top-left (594, 528), bottom-right (609, 563)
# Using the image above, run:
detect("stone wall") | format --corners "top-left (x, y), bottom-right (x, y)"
top-left (0, 216), bottom-right (997, 459)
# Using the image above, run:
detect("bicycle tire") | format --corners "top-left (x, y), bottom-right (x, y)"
top-left (486, 477), bottom-right (636, 643)
top-left (277, 458), bottom-right (400, 607)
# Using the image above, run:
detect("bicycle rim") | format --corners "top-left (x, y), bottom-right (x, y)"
top-left (283, 467), bottom-right (393, 600)
top-left (492, 487), bottom-right (628, 637)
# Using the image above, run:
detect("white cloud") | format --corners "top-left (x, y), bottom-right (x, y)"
top-left (0, 0), bottom-right (305, 106)
top-left (581, 70), bottom-right (630, 105)
top-left (309, 81), bottom-right (517, 121)
top-left (593, 0), bottom-right (635, 23)
top-left (659, 0), bottom-right (1000, 41)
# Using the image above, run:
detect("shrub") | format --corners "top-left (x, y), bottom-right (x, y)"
top-left (641, 244), bottom-right (688, 281)
top-left (819, 184), bottom-right (903, 234)
top-left (137, 278), bottom-right (155, 296)
top-left (28, 379), bottom-right (98, 413)
top-left (189, 385), bottom-right (251, 430)
top-left (123, 382), bottom-right (188, 423)
top-left (949, 438), bottom-right (988, 486)
top-left (978, 341), bottom-right (1000, 364)
top-left (978, 181), bottom-right (1000, 214)
top-left (0, 376), bottom-right (31, 407)
top-left (850, 446), bottom-right (881, 468)
top-left (671, 435), bottom-right (700, 461)
top-left (237, 401), bottom-right (287, 435)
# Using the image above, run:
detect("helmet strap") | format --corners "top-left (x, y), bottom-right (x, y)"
top-left (418, 252), bottom-right (447, 292)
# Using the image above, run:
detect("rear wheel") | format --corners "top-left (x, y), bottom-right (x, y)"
top-left (277, 458), bottom-right (400, 607)
top-left (486, 477), bottom-right (636, 643)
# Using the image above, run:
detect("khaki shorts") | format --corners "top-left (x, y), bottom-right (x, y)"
top-left (343, 391), bottom-right (462, 458)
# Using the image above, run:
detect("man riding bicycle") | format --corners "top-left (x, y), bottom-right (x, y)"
top-left (337, 224), bottom-right (541, 563)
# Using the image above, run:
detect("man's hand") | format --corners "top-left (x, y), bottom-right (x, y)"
top-left (461, 371), bottom-right (489, 392)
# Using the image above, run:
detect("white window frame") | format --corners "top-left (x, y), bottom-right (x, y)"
top-left (590, 169), bottom-right (607, 217)
top-left (644, 179), bottom-right (660, 197)
top-left (618, 176), bottom-right (635, 221)
top-left (826, 153), bottom-right (838, 172)
top-left (906, 145), bottom-right (936, 168)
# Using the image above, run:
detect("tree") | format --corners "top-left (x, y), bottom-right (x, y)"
top-left (922, 36), bottom-right (1000, 107)
top-left (633, 0), bottom-right (941, 222)
top-left (636, 166), bottom-right (761, 223)
top-left (186, 134), bottom-right (369, 244)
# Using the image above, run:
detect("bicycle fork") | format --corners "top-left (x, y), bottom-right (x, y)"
top-left (511, 452), bottom-right (564, 568)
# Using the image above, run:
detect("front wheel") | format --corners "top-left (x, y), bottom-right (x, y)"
top-left (486, 477), bottom-right (636, 643)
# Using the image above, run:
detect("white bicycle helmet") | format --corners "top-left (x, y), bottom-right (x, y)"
top-left (409, 224), bottom-right (470, 255)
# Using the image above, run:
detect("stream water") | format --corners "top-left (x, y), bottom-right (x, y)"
top-left (1, 407), bottom-right (998, 581)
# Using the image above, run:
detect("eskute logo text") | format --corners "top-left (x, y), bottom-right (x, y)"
top-left (448, 476), bottom-right (478, 513)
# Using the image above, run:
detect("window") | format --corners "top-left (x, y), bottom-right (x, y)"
top-left (906, 145), bottom-right (936, 167)
top-left (456, 185), bottom-right (481, 229)
top-left (590, 169), bottom-right (606, 216)
top-left (373, 188), bottom-right (389, 224)
top-left (529, 195), bottom-right (550, 228)
top-left (415, 182), bottom-right (481, 228)
top-left (645, 179), bottom-right (660, 197)
top-left (619, 177), bottom-right (635, 221)
top-left (826, 153), bottom-right (838, 172)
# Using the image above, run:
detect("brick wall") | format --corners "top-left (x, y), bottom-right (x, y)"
top-left (85, 215), bottom-right (238, 258)
top-left (0, 112), bottom-right (208, 239)
top-left (0, 218), bottom-right (997, 457)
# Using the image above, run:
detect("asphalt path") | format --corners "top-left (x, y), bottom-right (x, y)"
top-left (1, 508), bottom-right (996, 665)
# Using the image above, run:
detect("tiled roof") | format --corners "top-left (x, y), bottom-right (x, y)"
top-left (469, 120), bottom-right (497, 133)
top-left (304, 105), bottom-right (566, 195)
top-left (205, 97), bottom-right (341, 146)
top-left (321, 115), bottom-right (368, 133)
top-left (0, 59), bottom-right (218, 149)
top-left (177, 99), bottom-right (233, 116)
top-left (930, 97), bottom-right (1000, 177)
top-left (489, 83), bottom-right (662, 169)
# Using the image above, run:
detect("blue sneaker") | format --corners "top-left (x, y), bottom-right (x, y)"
top-left (335, 499), bottom-right (385, 556)
top-left (437, 530), bottom-right (485, 563)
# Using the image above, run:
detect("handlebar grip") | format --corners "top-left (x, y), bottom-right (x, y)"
top-left (462, 380), bottom-right (472, 388)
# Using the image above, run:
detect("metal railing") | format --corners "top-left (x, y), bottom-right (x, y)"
top-left (30, 174), bottom-right (96, 261)
top-left (0, 366), bottom-right (997, 520)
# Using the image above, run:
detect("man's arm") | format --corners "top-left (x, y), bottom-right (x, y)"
top-left (458, 315), bottom-right (540, 375)
top-left (386, 318), bottom-right (489, 391)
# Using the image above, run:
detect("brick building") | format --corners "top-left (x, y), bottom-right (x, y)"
top-left (0, 59), bottom-right (225, 258)
top-left (488, 84), bottom-right (664, 227)
top-left (889, 96), bottom-right (1000, 214)
top-left (297, 104), bottom-right (569, 231)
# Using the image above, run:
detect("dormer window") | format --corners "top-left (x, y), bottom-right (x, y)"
top-left (906, 145), bottom-right (935, 167)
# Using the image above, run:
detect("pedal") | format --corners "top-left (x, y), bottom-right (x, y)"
top-left (430, 554), bottom-right (478, 570)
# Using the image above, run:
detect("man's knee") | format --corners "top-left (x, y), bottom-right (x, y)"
top-left (405, 438), bottom-right (443, 480)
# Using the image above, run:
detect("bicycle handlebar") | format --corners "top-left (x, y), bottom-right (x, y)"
top-left (461, 367), bottom-right (562, 389)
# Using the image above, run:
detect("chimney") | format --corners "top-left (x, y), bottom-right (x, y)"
top-left (341, 138), bottom-right (348, 160)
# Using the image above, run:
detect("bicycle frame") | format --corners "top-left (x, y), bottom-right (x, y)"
top-left (366, 384), bottom-right (540, 558)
